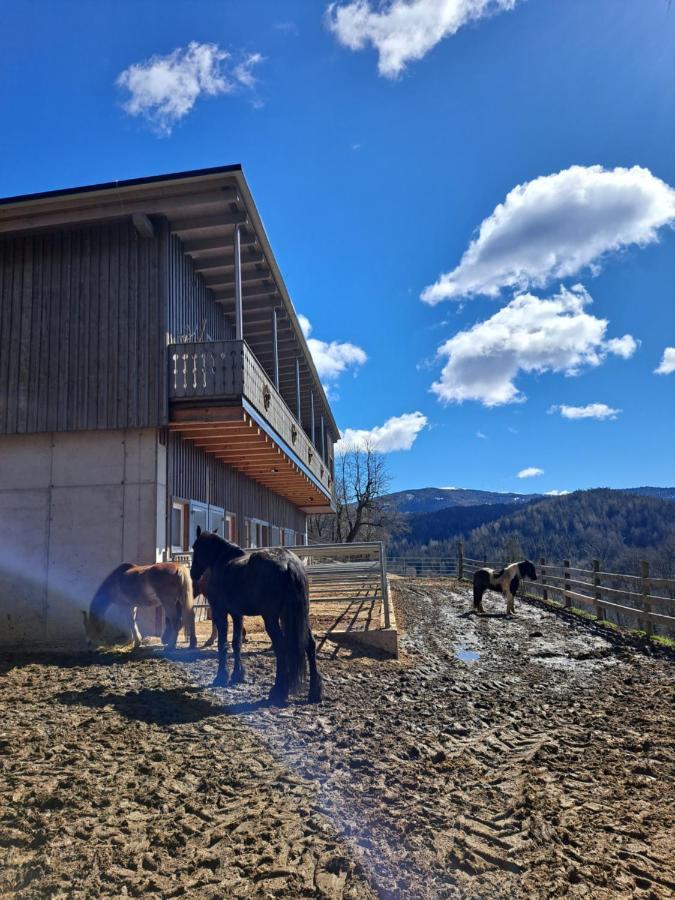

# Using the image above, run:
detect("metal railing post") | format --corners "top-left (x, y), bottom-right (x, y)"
top-left (457, 541), bottom-right (464, 581)
top-left (295, 358), bottom-right (302, 424)
top-left (271, 308), bottom-right (279, 389)
top-left (234, 225), bottom-right (243, 341)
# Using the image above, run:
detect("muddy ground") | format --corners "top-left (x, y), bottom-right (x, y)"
top-left (1, 579), bottom-right (674, 898)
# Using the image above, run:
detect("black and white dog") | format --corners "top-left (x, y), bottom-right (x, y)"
top-left (472, 560), bottom-right (537, 615)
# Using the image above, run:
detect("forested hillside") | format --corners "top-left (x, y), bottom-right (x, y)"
top-left (391, 490), bottom-right (675, 576)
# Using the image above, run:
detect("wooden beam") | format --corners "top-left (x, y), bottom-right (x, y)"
top-left (192, 251), bottom-right (264, 272)
top-left (215, 287), bottom-right (277, 303)
top-left (202, 268), bottom-right (271, 289)
top-left (169, 405), bottom-right (244, 424)
top-left (171, 211), bottom-right (248, 233)
top-left (131, 212), bottom-right (154, 238)
top-left (182, 230), bottom-right (256, 254)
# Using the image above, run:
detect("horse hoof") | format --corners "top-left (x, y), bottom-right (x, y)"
top-left (230, 668), bottom-right (246, 685)
top-left (268, 687), bottom-right (288, 706)
top-left (308, 678), bottom-right (323, 703)
top-left (202, 639), bottom-right (215, 649)
top-left (212, 674), bottom-right (229, 687)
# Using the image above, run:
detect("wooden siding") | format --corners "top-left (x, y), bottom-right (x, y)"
top-left (167, 234), bottom-right (233, 343)
top-left (169, 432), bottom-right (306, 544)
top-left (0, 220), bottom-right (167, 435)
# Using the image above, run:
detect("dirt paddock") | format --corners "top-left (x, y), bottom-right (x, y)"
top-left (1, 579), bottom-right (674, 898)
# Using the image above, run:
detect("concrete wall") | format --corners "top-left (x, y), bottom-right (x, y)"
top-left (0, 428), bottom-right (166, 648)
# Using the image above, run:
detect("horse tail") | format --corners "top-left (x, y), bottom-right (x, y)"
top-left (280, 558), bottom-right (309, 694)
top-left (176, 565), bottom-right (196, 647)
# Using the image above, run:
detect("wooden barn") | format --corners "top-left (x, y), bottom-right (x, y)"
top-left (0, 165), bottom-right (338, 646)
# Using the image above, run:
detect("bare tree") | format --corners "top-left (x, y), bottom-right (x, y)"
top-left (308, 443), bottom-right (406, 544)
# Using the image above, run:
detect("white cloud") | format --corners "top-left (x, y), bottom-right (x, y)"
top-left (326, 0), bottom-right (519, 78)
top-left (545, 489), bottom-right (570, 496)
top-left (517, 467), bottom-right (543, 479)
top-left (655, 347), bottom-right (675, 375)
top-left (336, 411), bottom-right (428, 453)
top-left (549, 402), bottom-right (621, 420)
top-left (299, 315), bottom-right (367, 382)
top-left (431, 286), bottom-right (638, 407)
top-left (117, 42), bottom-right (262, 135)
top-left (476, 430), bottom-right (487, 439)
top-left (421, 165), bottom-right (675, 303)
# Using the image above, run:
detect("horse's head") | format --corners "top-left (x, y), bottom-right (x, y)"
top-left (520, 559), bottom-right (537, 581)
top-left (191, 526), bottom-right (243, 582)
top-left (190, 526), bottom-right (219, 583)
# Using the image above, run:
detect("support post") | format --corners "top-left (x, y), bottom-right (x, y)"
top-left (641, 560), bottom-right (652, 636)
top-left (457, 541), bottom-right (464, 581)
top-left (593, 559), bottom-right (603, 619)
top-left (540, 557), bottom-right (547, 602)
top-left (380, 543), bottom-right (391, 629)
top-left (563, 559), bottom-right (571, 608)
top-left (310, 392), bottom-right (315, 447)
top-left (233, 225), bottom-right (243, 341)
top-left (321, 416), bottom-right (325, 461)
top-left (271, 308), bottom-right (279, 390)
top-left (295, 358), bottom-right (301, 424)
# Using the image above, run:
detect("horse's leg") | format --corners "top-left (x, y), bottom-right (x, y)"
top-left (131, 607), bottom-right (142, 648)
top-left (203, 604), bottom-right (218, 648)
top-left (505, 591), bottom-right (515, 615)
top-left (264, 617), bottom-right (288, 705)
top-left (229, 616), bottom-right (246, 685)
top-left (212, 606), bottom-right (230, 687)
top-left (306, 630), bottom-right (323, 703)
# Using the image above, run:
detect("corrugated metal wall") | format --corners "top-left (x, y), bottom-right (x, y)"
top-left (0, 220), bottom-right (167, 435)
top-left (169, 432), bottom-right (306, 543)
top-left (167, 234), bottom-right (234, 343)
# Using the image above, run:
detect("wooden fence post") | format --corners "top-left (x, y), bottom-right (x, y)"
top-left (593, 559), bottom-right (603, 620)
top-left (564, 559), bottom-right (571, 608)
top-left (540, 557), bottom-right (547, 602)
top-left (457, 541), bottom-right (464, 581)
top-left (641, 560), bottom-right (652, 637)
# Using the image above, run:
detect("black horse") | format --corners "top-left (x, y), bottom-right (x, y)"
top-left (190, 527), bottom-right (323, 705)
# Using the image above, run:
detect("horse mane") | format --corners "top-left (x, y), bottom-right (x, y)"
top-left (202, 532), bottom-right (246, 563)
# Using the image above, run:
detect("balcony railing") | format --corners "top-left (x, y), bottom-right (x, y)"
top-left (168, 340), bottom-right (332, 496)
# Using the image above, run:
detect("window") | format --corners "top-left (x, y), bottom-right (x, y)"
top-left (270, 525), bottom-right (280, 547)
top-left (284, 528), bottom-right (295, 547)
top-left (296, 531), bottom-right (307, 546)
top-left (208, 505), bottom-right (225, 537)
top-left (225, 513), bottom-right (237, 542)
top-left (245, 518), bottom-right (255, 548)
top-left (171, 500), bottom-right (188, 553)
top-left (259, 524), bottom-right (270, 547)
top-left (189, 501), bottom-right (208, 545)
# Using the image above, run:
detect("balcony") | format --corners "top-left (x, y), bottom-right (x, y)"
top-left (168, 340), bottom-right (334, 511)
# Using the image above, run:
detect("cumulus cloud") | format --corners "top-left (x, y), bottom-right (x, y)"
top-left (117, 42), bottom-right (262, 134)
top-left (545, 489), bottom-right (570, 496)
top-left (431, 285), bottom-right (638, 407)
top-left (517, 467), bottom-right (543, 479)
top-left (298, 315), bottom-right (367, 382)
top-left (326, 0), bottom-right (518, 78)
top-left (421, 165), bottom-right (675, 303)
top-left (549, 403), bottom-right (621, 420)
top-left (655, 347), bottom-right (675, 375)
top-left (336, 412), bottom-right (428, 453)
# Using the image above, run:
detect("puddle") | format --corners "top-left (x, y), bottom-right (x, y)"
top-left (455, 647), bottom-right (480, 663)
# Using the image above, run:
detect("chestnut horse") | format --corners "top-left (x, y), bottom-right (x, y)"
top-left (84, 562), bottom-right (196, 649)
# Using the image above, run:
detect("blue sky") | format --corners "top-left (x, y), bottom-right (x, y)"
top-left (1, 0), bottom-right (673, 494)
